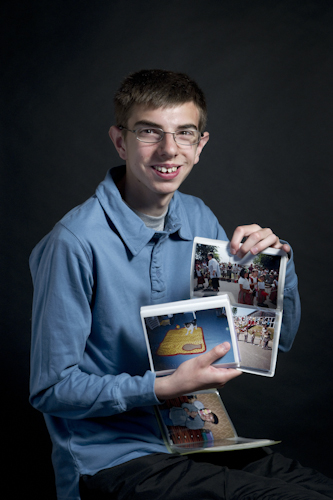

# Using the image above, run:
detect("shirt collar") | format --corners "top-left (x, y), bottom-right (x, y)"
top-left (95, 167), bottom-right (193, 256)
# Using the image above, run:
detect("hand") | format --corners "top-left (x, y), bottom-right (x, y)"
top-left (154, 342), bottom-right (241, 401)
top-left (229, 224), bottom-right (290, 258)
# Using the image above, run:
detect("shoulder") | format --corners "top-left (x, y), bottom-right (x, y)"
top-left (175, 191), bottom-right (215, 217)
top-left (30, 196), bottom-right (101, 272)
top-left (172, 191), bottom-right (228, 241)
top-left (181, 402), bottom-right (197, 411)
top-left (58, 195), bottom-right (103, 237)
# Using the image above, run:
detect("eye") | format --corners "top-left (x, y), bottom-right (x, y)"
top-left (139, 128), bottom-right (161, 136)
top-left (178, 129), bottom-right (195, 136)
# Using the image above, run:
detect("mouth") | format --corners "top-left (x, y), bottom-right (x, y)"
top-left (152, 165), bottom-right (179, 173)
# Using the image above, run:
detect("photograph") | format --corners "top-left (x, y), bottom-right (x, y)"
top-left (191, 237), bottom-right (287, 311)
top-left (157, 390), bottom-right (276, 453)
top-left (141, 296), bottom-right (239, 376)
top-left (232, 306), bottom-right (281, 375)
top-left (159, 391), bottom-right (236, 451)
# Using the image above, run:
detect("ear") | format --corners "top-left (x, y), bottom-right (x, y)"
top-left (108, 126), bottom-right (127, 161)
top-left (193, 132), bottom-right (209, 165)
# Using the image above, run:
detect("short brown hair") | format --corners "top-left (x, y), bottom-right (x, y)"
top-left (114, 69), bottom-right (207, 131)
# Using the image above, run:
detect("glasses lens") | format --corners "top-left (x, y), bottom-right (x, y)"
top-left (175, 129), bottom-right (201, 145)
top-left (136, 127), bottom-right (163, 143)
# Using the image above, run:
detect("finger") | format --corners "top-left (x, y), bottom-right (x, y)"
top-left (196, 342), bottom-right (231, 368)
top-left (238, 230), bottom-right (277, 257)
top-left (272, 241), bottom-right (291, 254)
top-left (229, 224), bottom-right (262, 255)
top-left (245, 233), bottom-right (290, 256)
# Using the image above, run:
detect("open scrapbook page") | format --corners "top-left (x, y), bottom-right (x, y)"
top-left (190, 237), bottom-right (288, 376)
top-left (140, 295), bottom-right (240, 376)
top-left (155, 389), bottom-right (277, 454)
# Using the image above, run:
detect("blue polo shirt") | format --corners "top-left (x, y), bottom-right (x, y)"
top-left (29, 166), bottom-right (300, 499)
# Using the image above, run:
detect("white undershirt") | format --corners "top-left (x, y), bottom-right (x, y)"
top-left (126, 203), bottom-right (167, 231)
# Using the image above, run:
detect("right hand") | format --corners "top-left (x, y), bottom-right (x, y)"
top-left (154, 342), bottom-right (241, 401)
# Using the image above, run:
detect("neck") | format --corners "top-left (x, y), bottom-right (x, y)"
top-left (117, 175), bottom-right (174, 217)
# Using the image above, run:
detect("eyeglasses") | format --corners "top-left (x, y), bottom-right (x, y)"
top-left (118, 125), bottom-right (203, 146)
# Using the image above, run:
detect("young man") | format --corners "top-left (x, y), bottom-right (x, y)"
top-left (30, 70), bottom-right (331, 499)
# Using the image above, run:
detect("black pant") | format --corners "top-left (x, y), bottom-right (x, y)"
top-left (211, 277), bottom-right (219, 290)
top-left (80, 450), bottom-right (333, 500)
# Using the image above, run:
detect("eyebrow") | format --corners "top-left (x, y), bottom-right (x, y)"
top-left (132, 120), bottom-right (198, 131)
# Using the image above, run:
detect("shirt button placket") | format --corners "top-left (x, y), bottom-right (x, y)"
top-left (151, 234), bottom-right (166, 302)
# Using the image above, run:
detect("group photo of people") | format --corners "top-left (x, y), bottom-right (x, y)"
top-left (234, 313), bottom-right (274, 348)
top-left (232, 307), bottom-right (278, 373)
top-left (193, 242), bottom-right (282, 310)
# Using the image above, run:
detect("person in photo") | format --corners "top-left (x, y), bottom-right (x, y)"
top-left (166, 402), bottom-right (219, 429)
top-left (238, 269), bottom-right (253, 305)
top-left (207, 252), bottom-right (221, 292)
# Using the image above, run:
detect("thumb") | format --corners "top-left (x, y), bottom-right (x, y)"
top-left (198, 342), bottom-right (230, 367)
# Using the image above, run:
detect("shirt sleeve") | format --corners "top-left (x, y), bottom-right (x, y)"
top-left (29, 226), bottom-right (160, 420)
top-left (277, 243), bottom-right (301, 352)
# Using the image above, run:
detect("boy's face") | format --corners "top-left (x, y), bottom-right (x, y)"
top-left (109, 102), bottom-right (209, 206)
top-left (199, 409), bottom-right (215, 422)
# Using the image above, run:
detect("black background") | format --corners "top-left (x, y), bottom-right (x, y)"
top-left (2, 1), bottom-right (333, 497)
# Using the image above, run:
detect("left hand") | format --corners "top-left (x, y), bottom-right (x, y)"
top-left (229, 224), bottom-right (290, 258)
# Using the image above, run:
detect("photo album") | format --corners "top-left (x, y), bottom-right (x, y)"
top-left (154, 389), bottom-right (278, 455)
top-left (140, 236), bottom-right (287, 378)
top-left (140, 237), bottom-right (287, 454)
top-left (190, 237), bottom-right (288, 377)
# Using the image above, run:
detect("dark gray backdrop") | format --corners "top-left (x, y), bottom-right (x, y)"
top-left (2, 1), bottom-right (333, 497)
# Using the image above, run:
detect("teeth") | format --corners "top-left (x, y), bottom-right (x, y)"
top-left (154, 166), bottom-right (178, 173)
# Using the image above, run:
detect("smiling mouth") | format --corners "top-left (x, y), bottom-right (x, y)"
top-left (153, 165), bottom-right (179, 173)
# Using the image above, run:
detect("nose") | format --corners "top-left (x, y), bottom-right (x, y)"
top-left (157, 132), bottom-right (178, 157)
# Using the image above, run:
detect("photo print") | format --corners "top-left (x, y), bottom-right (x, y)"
top-left (141, 296), bottom-right (240, 376)
top-left (156, 389), bottom-right (277, 453)
top-left (232, 305), bottom-right (281, 375)
top-left (191, 237), bottom-right (287, 311)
